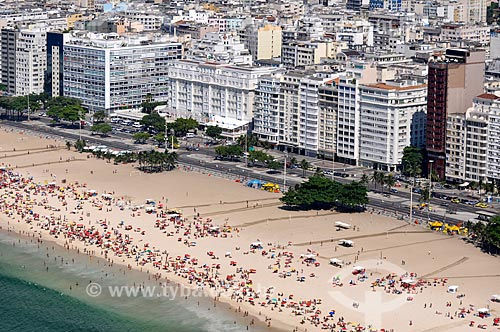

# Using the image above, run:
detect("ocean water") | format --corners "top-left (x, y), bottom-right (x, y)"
top-left (0, 230), bottom-right (264, 332)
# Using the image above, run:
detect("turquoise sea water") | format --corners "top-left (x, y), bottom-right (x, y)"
top-left (0, 231), bottom-right (264, 332)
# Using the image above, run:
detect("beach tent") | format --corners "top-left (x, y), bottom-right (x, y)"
top-left (247, 179), bottom-right (265, 188)
top-left (208, 226), bottom-right (220, 234)
top-left (429, 221), bottom-right (443, 229)
top-left (352, 266), bottom-right (365, 275)
top-left (303, 253), bottom-right (316, 262)
top-left (250, 241), bottom-right (263, 249)
top-left (335, 221), bottom-right (351, 229)
top-left (478, 308), bottom-right (491, 318)
top-left (338, 239), bottom-right (354, 247)
top-left (402, 278), bottom-right (416, 285)
top-left (330, 258), bottom-right (343, 267)
top-left (448, 285), bottom-right (459, 293)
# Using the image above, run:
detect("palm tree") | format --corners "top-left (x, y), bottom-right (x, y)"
top-left (74, 139), bottom-right (86, 152)
top-left (419, 186), bottom-right (430, 203)
top-left (360, 174), bottom-right (370, 185)
top-left (371, 171), bottom-right (383, 190)
top-left (137, 151), bottom-right (147, 170)
top-left (384, 173), bottom-right (396, 189)
top-left (165, 151), bottom-right (178, 170)
top-left (300, 159), bottom-right (310, 178)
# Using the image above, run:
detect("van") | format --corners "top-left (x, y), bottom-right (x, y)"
top-left (132, 122), bottom-right (142, 129)
top-left (185, 133), bottom-right (195, 138)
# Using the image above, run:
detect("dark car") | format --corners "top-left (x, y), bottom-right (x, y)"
top-left (412, 188), bottom-right (423, 194)
top-left (390, 188), bottom-right (398, 193)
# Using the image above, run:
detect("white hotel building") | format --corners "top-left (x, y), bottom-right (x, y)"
top-left (446, 94), bottom-right (500, 183)
top-left (167, 60), bottom-right (277, 134)
top-left (358, 80), bottom-right (427, 171)
top-left (63, 32), bottom-right (182, 112)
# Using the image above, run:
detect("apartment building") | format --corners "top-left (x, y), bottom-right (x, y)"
top-left (458, 0), bottom-right (487, 23)
top-left (281, 40), bottom-right (334, 68)
top-left (440, 24), bottom-right (490, 46)
top-left (446, 94), bottom-right (500, 183)
top-left (1, 28), bottom-right (17, 95)
top-left (299, 76), bottom-right (332, 157)
top-left (1, 27), bottom-right (46, 96)
top-left (318, 78), bottom-right (339, 160)
top-left (336, 61), bottom-right (377, 165)
top-left (358, 80), bottom-right (427, 171)
top-left (123, 10), bottom-right (163, 31)
top-left (168, 59), bottom-right (277, 126)
top-left (239, 24), bottom-right (282, 61)
top-left (63, 32), bottom-right (182, 112)
top-left (45, 32), bottom-right (68, 98)
top-left (253, 75), bottom-right (282, 144)
top-left (487, 100), bottom-right (500, 182)
top-left (254, 71), bottom-right (337, 156)
top-left (334, 20), bottom-right (374, 51)
top-left (426, 48), bottom-right (485, 179)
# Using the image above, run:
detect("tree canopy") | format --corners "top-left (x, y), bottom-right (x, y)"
top-left (140, 111), bottom-right (166, 134)
top-left (93, 110), bottom-right (106, 123)
top-left (167, 118), bottom-right (199, 136)
top-left (281, 175), bottom-right (368, 210)
top-left (90, 122), bottom-right (112, 136)
top-left (402, 146), bottom-right (424, 177)
top-left (248, 150), bottom-right (272, 165)
top-left (46, 96), bottom-right (85, 122)
top-left (205, 125), bottom-right (223, 139)
top-left (466, 215), bottom-right (500, 254)
top-left (133, 132), bottom-right (151, 144)
top-left (215, 145), bottom-right (243, 160)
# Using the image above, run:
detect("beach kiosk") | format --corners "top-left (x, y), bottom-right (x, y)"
top-left (447, 285), bottom-right (459, 293)
top-left (338, 239), bottom-right (354, 247)
top-left (329, 258), bottom-right (343, 267)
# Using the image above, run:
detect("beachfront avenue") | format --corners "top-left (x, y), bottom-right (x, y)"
top-left (0, 118), bottom-right (489, 224)
top-left (86, 282), bottom-right (216, 300)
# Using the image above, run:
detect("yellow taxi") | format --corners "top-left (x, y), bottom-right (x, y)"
top-left (475, 202), bottom-right (488, 208)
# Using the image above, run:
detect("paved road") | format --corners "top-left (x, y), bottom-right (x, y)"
top-left (0, 118), bottom-right (491, 224)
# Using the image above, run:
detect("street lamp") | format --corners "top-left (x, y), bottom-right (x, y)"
top-left (27, 93), bottom-right (30, 121)
top-left (170, 129), bottom-right (175, 153)
top-left (244, 131), bottom-right (248, 166)
top-left (409, 176), bottom-right (414, 225)
top-left (283, 152), bottom-right (288, 192)
top-left (428, 160), bottom-right (434, 221)
top-left (331, 149), bottom-right (335, 181)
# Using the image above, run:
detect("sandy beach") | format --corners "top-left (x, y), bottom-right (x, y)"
top-left (0, 126), bottom-right (499, 332)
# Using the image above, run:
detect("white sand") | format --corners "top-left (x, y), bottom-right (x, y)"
top-left (0, 126), bottom-right (499, 332)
